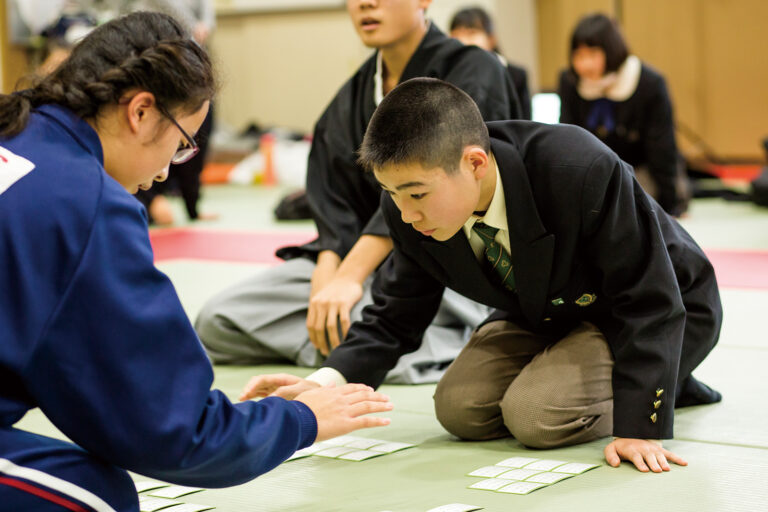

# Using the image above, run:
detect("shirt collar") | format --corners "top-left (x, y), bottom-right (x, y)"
top-left (463, 152), bottom-right (507, 235)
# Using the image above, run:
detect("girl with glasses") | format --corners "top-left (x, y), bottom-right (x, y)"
top-left (0, 11), bottom-right (390, 512)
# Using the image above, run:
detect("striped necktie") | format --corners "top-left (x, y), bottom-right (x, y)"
top-left (472, 221), bottom-right (515, 291)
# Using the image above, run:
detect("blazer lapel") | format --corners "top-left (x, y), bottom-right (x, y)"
top-left (491, 137), bottom-right (555, 325)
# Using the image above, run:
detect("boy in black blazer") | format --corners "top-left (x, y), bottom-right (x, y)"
top-left (242, 78), bottom-right (723, 473)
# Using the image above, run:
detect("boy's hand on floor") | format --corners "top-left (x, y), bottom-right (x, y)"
top-left (295, 383), bottom-right (392, 442)
top-left (307, 277), bottom-right (363, 355)
top-left (240, 373), bottom-right (320, 401)
top-left (605, 438), bottom-right (688, 472)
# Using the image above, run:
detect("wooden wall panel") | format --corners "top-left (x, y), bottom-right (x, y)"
top-left (0, 0), bottom-right (29, 94)
top-left (536, 0), bottom-right (614, 91)
top-left (700, 0), bottom-right (768, 159)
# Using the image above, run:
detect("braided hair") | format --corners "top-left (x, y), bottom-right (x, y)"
top-left (0, 11), bottom-right (216, 138)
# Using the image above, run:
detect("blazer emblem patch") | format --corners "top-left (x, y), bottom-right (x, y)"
top-left (575, 293), bottom-right (597, 307)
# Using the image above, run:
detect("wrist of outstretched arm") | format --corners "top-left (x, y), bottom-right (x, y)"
top-left (612, 437), bottom-right (663, 447)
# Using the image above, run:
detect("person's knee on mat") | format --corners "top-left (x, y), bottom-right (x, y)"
top-left (500, 387), bottom-right (612, 449)
top-left (434, 380), bottom-right (507, 441)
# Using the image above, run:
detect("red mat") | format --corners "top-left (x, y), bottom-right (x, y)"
top-left (150, 228), bottom-right (315, 264)
top-left (705, 249), bottom-right (768, 290)
top-left (149, 229), bottom-right (768, 289)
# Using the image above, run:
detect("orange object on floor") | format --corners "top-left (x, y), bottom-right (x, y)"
top-left (201, 162), bottom-right (235, 184)
top-left (260, 133), bottom-right (276, 186)
top-left (707, 164), bottom-right (762, 182)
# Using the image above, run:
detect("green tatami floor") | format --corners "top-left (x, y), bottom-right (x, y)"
top-left (16, 185), bottom-right (768, 512)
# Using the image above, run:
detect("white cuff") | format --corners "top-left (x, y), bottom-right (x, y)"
top-left (306, 367), bottom-right (348, 387)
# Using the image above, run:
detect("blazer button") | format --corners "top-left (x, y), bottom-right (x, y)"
top-left (653, 400), bottom-right (662, 409)
top-left (543, 317), bottom-right (552, 322)
top-left (656, 388), bottom-right (664, 398)
top-left (650, 413), bottom-right (658, 424)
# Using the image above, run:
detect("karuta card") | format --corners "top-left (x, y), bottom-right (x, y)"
top-left (525, 471), bottom-right (574, 484)
top-left (134, 481), bottom-right (171, 493)
top-left (313, 446), bottom-right (358, 458)
top-left (495, 457), bottom-right (539, 468)
top-left (291, 443), bottom-right (334, 457)
top-left (322, 435), bottom-right (363, 446)
top-left (425, 504), bottom-right (484, 512)
top-left (337, 450), bottom-right (385, 461)
top-left (344, 438), bottom-right (386, 450)
top-left (147, 486), bottom-right (204, 499)
top-left (497, 468), bottom-right (542, 481)
top-left (138, 496), bottom-right (182, 512)
top-left (161, 504), bottom-right (215, 512)
top-left (468, 478), bottom-right (515, 491)
top-left (496, 481), bottom-right (547, 494)
top-left (368, 441), bottom-right (414, 453)
top-left (552, 462), bottom-right (600, 474)
top-left (467, 466), bottom-right (509, 478)
top-left (524, 459), bottom-right (568, 471)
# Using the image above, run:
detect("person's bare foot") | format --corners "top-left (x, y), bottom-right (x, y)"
top-left (195, 212), bottom-right (219, 222)
top-left (149, 196), bottom-right (174, 226)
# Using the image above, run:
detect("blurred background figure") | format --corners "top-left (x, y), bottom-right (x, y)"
top-left (9, 0), bottom-right (120, 74)
top-left (449, 6), bottom-right (531, 120)
top-left (132, 0), bottom-right (218, 225)
top-left (557, 13), bottom-right (689, 217)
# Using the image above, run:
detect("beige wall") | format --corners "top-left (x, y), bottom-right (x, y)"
top-left (211, 7), bottom-right (367, 134)
top-left (210, 0), bottom-right (536, 134)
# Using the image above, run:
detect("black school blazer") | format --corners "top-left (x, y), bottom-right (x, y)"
top-left (324, 121), bottom-right (721, 440)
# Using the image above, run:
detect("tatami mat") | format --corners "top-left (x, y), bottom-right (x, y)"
top-left (15, 186), bottom-right (768, 511)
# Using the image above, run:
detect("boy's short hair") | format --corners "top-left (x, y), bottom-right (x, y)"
top-left (358, 77), bottom-right (490, 174)
top-left (569, 13), bottom-right (629, 74)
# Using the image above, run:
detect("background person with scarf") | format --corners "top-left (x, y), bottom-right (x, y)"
top-left (557, 13), bottom-right (689, 217)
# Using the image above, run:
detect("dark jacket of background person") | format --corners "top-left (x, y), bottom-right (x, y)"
top-left (558, 64), bottom-right (682, 215)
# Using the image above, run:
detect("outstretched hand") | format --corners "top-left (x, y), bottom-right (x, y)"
top-left (239, 373), bottom-right (320, 401)
top-left (605, 438), bottom-right (688, 472)
top-left (295, 383), bottom-right (392, 441)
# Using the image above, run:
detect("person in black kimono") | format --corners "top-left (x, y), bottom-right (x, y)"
top-left (449, 6), bottom-right (531, 120)
top-left (241, 77), bottom-right (723, 473)
top-left (195, 0), bottom-right (523, 384)
top-left (558, 13), bottom-right (689, 216)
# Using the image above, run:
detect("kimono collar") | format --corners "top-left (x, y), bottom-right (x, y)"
top-left (374, 20), bottom-right (445, 105)
top-left (36, 103), bottom-right (104, 165)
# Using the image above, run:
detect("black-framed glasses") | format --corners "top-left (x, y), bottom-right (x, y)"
top-left (156, 104), bottom-right (200, 165)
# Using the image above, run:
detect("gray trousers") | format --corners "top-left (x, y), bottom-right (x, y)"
top-left (433, 320), bottom-right (614, 448)
top-left (195, 257), bottom-right (491, 384)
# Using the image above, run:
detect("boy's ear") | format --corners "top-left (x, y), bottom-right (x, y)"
top-left (464, 146), bottom-right (490, 179)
